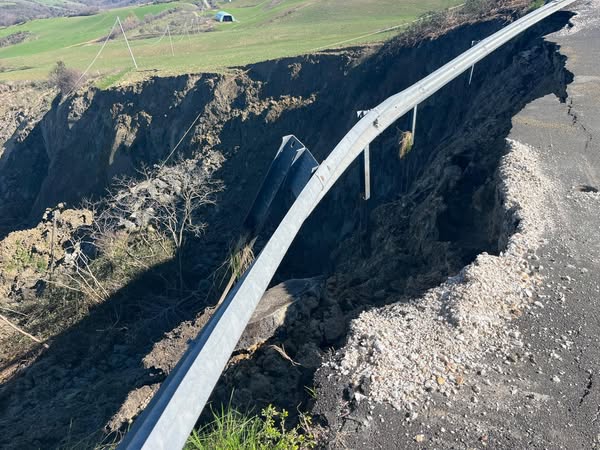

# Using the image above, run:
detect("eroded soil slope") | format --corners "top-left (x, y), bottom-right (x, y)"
top-left (0, 8), bottom-right (574, 448)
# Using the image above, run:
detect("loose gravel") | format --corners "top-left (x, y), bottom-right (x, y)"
top-left (325, 139), bottom-right (558, 411)
top-left (556, 0), bottom-right (600, 36)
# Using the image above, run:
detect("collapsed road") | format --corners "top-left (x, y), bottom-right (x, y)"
top-left (314, 0), bottom-right (600, 448)
top-left (0, 1), bottom-right (595, 449)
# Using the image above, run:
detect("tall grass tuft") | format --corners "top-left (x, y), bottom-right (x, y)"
top-left (186, 404), bottom-right (316, 450)
top-left (399, 130), bottom-right (414, 159)
top-left (229, 241), bottom-right (255, 280)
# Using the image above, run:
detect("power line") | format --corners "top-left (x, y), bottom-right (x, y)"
top-left (66, 18), bottom-right (118, 96)
top-left (66, 15), bottom-right (141, 96)
top-left (117, 16), bottom-right (138, 69)
top-left (151, 24), bottom-right (175, 55)
top-left (153, 25), bottom-right (168, 44)
top-left (159, 109), bottom-right (204, 168)
top-left (167, 24), bottom-right (175, 56)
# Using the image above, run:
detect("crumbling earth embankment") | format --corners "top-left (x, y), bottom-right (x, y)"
top-left (0, 7), bottom-right (576, 449)
top-left (314, 1), bottom-right (600, 448)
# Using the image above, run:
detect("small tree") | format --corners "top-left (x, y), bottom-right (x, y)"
top-left (49, 61), bottom-right (82, 96)
top-left (53, 159), bottom-right (220, 304)
top-left (92, 159), bottom-right (222, 291)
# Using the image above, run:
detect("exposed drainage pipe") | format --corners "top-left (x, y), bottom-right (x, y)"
top-left (118, 1), bottom-right (577, 448)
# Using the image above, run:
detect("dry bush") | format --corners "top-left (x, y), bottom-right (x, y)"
top-left (58, 229), bottom-right (175, 304)
top-left (48, 61), bottom-right (83, 95)
top-left (75, 159), bottom-right (222, 295)
top-left (19, 159), bottom-right (221, 349)
top-left (398, 131), bottom-right (414, 159)
top-left (0, 31), bottom-right (32, 48)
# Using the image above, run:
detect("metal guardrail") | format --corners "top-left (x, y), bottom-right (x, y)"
top-left (118, 1), bottom-right (577, 448)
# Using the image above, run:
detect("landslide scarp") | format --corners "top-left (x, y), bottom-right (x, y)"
top-left (0, 9), bottom-right (574, 449)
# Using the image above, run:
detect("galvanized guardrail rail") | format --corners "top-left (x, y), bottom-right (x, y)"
top-left (118, 1), bottom-right (577, 448)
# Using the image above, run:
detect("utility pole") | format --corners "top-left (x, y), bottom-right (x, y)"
top-left (167, 25), bottom-right (175, 56)
top-left (117, 16), bottom-right (138, 69)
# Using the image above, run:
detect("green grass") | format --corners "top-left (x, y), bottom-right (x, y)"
top-left (530, 0), bottom-right (545, 9)
top-left (5, 240), bottom-right (48, 273)
top-left (94, 67), bottom-right (132, 89)
top-left (185, 404), bottom-right (316, 450)
top-left (0, 0), bottom-right (462, 83)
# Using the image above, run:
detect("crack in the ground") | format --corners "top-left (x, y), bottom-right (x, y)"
top-left (579, 371), bottom-right (594, 405)
top-left (567, 98), bottom-right (594, 152)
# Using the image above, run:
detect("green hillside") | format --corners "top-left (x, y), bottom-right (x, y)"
top-left (0, 0), bottom-right (462, 84)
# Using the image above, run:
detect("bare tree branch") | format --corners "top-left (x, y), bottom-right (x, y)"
top-left (0, 313), bottom-right (49, 349)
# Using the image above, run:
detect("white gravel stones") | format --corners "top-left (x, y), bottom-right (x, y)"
top-left (556, 0), bottom-right (600, 37)
top-left (331, 140), bottom-right (555, 410)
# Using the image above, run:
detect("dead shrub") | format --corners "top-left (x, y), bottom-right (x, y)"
top-left (48, 61), bottom-right (83, 95)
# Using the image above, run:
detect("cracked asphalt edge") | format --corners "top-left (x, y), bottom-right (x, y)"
top-left (319, 138), bottom-right (555, 414)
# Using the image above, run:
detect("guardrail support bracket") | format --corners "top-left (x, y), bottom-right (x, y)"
top-left (468, 40), bottom-right (480, 86)
top-left (411, 105), bottom-right (418, 142)
top-left (357, 110), bottom-right (372, 200)
top-left (361, 144), bottom-right (371, 200)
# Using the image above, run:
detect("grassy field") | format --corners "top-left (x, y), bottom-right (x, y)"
top-left (0, 0), bottom-right (463, 84)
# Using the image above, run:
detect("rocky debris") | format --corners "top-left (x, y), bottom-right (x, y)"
top-left (0, 205), bottom-right (92, 376)
top-left (0, 81), bottom-right (54, 159)
top-left (106, 158), bottom-right (218, 232)
top-left (105, 278), bottom-right (323, 431)
top-left (323, 140), bottom-right (555, 412)
top-left (141, 315), bottom-right (216, 377)
top-left (236, 278), bottom-right (323, 351)
top-left (106, 384), bottom-right (160, 433)
top-left (0, 205), bottom-right (92, 304)
top-left (566, 184), bottom-right (600, 213)
top-left (557, 0), bottom-right (600, 36)
top-left (95, 277), bottom-right (324, 433)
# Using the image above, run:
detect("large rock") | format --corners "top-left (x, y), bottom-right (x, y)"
top-left (235, 277), bottom-right (322, 351)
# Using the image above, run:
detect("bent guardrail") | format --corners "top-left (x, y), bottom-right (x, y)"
top-left (118, 1), bottom-right (577, 448)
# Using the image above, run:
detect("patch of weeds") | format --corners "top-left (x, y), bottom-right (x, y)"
top-left (95, 68), bottom-right (132, 90)
top-left (186, 404), bottom-right (316, 450)
top-left (529, 0), bottom-right (545, 10)
top-left (87, 229), bottom-right (175, 296)
top-left (5, 240), bottom-right (48, 273)
top-left (215, 237), bottom-right (256, 306)
top-left (304, 386), bottom-right (318, 400)
top-left (229, 241), bottom-right (255, 280)
top-left (4, 229), bottom-right (174, 360)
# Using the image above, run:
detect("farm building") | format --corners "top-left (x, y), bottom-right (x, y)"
top-left (215, 11), bottom-right (235, 22)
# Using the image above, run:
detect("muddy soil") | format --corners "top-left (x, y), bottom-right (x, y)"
top-left (0, 10), bottom-right (574, 449)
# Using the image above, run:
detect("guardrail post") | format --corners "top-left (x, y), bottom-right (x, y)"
top-left (468, 40), bottom-right (480, 85)
top-left (411, 104), bottom-right (418, 142)
top-left (361, 144), bottom-right (371, 200)
top-left (357, 110), bottom-right (371, 200)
